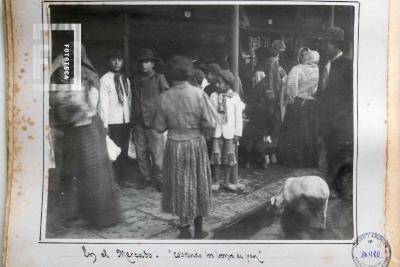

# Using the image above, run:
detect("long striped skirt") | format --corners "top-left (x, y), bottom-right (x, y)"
top-left (61, 115), bottom-right (121, 228)
top-left (162, 135), bottom-right (212, 220)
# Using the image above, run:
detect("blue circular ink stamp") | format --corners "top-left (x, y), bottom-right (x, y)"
top-left (352, 232), bottom-right (391, 267)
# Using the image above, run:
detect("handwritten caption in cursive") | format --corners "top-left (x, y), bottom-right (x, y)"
top-left (82, 246), bottom-right (264, 264)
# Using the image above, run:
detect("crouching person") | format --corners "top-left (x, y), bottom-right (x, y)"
top-left (152, 56), bottom-right (215, 239)
top-left (271, 175), bottom-right (330, 234)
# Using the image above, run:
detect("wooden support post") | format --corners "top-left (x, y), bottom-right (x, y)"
top-left (328, 6), bottom-right (335, 28)
top-left (231, 5), bottom-right (240, 184)
top-left (231, 5), bottom-right (240, 93)
top-left (123, 12), bottom-right (130, 76)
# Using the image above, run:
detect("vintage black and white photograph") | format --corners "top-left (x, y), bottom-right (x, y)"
top-left (44, 2), bottom-right (356, 241)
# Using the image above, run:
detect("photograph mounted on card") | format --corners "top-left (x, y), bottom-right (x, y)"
top-left (38, 1), bottom-right (359, 243)
top-left (5, 0), bottom-right (395, 266)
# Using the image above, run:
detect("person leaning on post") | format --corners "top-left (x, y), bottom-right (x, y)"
top-left (131, 48), bottom-right (169, 191)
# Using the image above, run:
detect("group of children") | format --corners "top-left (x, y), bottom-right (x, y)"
top-left (203, 65), bottom-right (279, 194)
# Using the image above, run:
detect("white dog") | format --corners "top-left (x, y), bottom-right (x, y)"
top-left (271, 176), bottom-right (330, 229)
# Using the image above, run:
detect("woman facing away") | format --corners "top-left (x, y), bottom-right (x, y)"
top-left (50, 43), bottom-right (120, 228)
top-left (152, 56), bottom-right (216, 239)
top-left (278, 47), bottom-right (320, 168)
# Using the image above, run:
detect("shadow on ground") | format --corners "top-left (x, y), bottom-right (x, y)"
top-left (45, 161), bottom-right (352, 240)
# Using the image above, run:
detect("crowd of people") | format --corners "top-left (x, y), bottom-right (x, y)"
top-left (49, 26), bottom-right (353, 239)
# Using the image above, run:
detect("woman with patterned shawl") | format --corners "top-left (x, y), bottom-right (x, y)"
top-left (278, 47), bottom-right (320, 168)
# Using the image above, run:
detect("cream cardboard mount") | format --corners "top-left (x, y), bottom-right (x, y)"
top-left (2, 0), bottom-right (399, 266)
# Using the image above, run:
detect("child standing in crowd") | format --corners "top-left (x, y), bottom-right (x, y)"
top-left (210, 70), bottom-right (245, 192)
top-left (99, 49), bottom-right (134, 188)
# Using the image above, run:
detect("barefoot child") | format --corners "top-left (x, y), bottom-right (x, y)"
top-left (209, 70), bottom-right (245, 192)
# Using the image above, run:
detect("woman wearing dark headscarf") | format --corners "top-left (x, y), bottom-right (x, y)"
top-left (190, 68), bottom-right (206, 89)
top-left (50, 43), bottom-right (120, 228)
top-left (278, 47), bottom-right (320, 168)
top-left (153, 56), bottom-right (215, 239)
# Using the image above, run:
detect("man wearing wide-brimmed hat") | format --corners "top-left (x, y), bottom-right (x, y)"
top-left (317, 27), bottom-right (353, 194)
top-left (131, 48), bottom-right (169, 191)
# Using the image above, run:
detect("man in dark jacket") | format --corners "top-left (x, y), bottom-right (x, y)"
top-left (132, 48), bottom-right (169, 191)
top-left (318, 27), bottom-right (353, 191)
